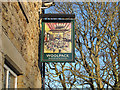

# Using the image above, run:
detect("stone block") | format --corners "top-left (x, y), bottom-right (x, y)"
top-left (2, 32), bottom-right (26, 74)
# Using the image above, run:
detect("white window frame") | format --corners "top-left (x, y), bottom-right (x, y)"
top-left (4, 64), bottom-right (17, 88)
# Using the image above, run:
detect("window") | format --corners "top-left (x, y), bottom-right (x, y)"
top-left (3, 64), bottom-right (17, 88)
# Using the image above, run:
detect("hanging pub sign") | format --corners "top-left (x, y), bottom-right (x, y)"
top-left (41, 20), bottom-right (75, 62)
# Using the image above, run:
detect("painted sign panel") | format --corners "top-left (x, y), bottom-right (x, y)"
top-left (41, 20), bottom-right (75, 62)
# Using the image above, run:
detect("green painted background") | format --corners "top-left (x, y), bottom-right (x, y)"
top-left (41, 20), bottom-right (75, 62)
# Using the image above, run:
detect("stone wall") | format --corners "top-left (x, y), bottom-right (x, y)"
top-left (1, 1), bottom-right (42, 88)
top-left (0, 1), bottom-right (2, 89)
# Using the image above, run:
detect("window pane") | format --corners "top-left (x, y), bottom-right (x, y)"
top-left (8, 72), bottom-right (15, 88)
top-left (3, 68), bottom-right (7, 88)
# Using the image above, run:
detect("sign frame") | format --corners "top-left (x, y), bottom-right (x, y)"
top-left (41, 20), bottom-right (75, 62)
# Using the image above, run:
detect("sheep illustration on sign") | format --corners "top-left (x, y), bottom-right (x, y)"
top-left (44, 22), bottom-right (72, 53)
